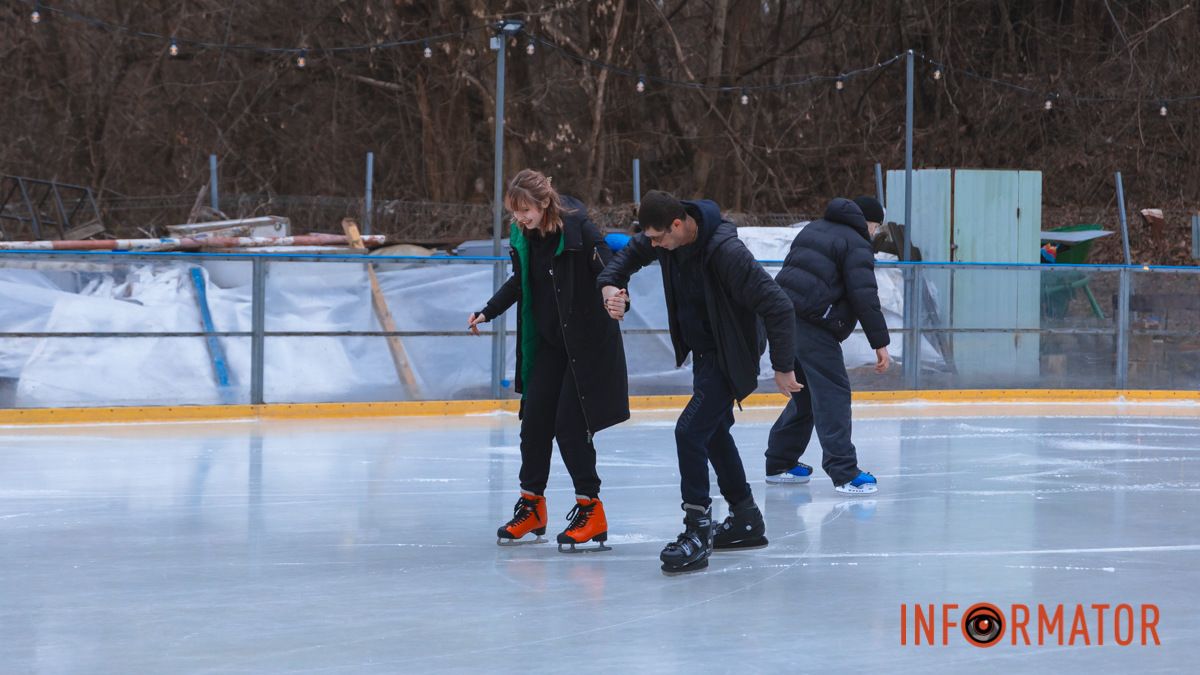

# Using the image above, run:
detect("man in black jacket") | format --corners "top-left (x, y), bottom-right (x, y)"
top-left (597, 190), bottom-right (801, 576)
top-left (766, 196), bottom-right (891, 495)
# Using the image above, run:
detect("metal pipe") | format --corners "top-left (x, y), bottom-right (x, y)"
top-left (0, 234), bottom-right (392, 252)
top-left (1115, 171), bottom-right (1132, 265)
top-left (364, 151), bottom-right (375, 236)
top-left (902, 50), bottom-right (917, 387)
top-left (209, 154), bottom-right (219, 212)
top-left (1115, 267), bottom-right (1131, 390)
top-left (874, 162), bottom-right (884, 205)
top-left (16, 178), bottom-right (42, 239)
top-left (911, 263), bottom-right (924, 389)
top-left (633, 158), bottom-right (641, 204)
top-left (489, 22), bottom-right (521, 398)
top-left (1192, 214), bottom-right (1200, 260)
top-left (904, 50), bottom-right (914, 262)
top-left (250, 257), bottom-right (267, 405)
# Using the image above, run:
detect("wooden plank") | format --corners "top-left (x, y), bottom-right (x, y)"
top-left (62, 222), bottom-right (105, 241)
top-left (341, 218), bottom-right (421, 397)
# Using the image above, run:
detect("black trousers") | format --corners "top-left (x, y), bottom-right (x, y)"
top-left (675, 351), bottom-right (752, 508)
top-left (765, 316), bottom-right (860, 485)
top-left (519, 339), bottom-right (601, 498)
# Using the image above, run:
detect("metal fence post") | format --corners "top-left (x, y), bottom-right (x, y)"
top-left (901, 51), bottom-right (917, 390)
top-left (489, 22), bottom-right (522, 399)
top-left (1116, 266), bottom-right (1131, 391)
top-left (903, 265), bottom-right (918, 388)
top-left (911, 264), bottom-right (924, 390)
top-left (1191, 214), bottom-right (1200, 260)
top-left (250, 256), bottom-right (267, 405)
top-left (633, 158), bottom-right (641, 204)
top-left (209, 154), bottom-right (219, 212)
top-left (364, 151), bottom-right (375, 236)
top-left (1115, 171), bottom-right (1132, 266)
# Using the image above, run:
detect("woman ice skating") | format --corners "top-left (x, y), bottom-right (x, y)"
top-left (469, 169), bottom-right (630, 552)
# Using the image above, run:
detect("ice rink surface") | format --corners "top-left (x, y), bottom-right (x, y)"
top-left (2, 402), bottom-right (1198, 673)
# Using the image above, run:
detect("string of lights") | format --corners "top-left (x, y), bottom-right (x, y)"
top-left (916, 53), bottom-right (1200, 116)
top-left (27, 1), bottom-right (489, 60)
top-left (24, 1), bottom-right (1200, 112)
top-left (527, 33), bottom-right (905, 97)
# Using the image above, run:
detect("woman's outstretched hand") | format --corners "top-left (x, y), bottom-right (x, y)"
top-left (468, 312), bottom-right (487, 336)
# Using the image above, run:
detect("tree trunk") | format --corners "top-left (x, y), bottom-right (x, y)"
top-left (585, 0), bottom-right (627, 203)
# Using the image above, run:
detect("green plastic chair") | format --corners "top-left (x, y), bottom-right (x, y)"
top-left (1041, 223), bottom-right (1105, 319)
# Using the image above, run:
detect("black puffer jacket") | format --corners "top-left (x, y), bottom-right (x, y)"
top-left (774, 198), bottom-right (890, 349)
top-left (480, 195), bottom-right (630, 434)
top-left (597, 199), bottom-right (794, 402)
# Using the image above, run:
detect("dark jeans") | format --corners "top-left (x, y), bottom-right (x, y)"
top-left (765, 317), bottom-right (860, 485)
top-left (675, 351), bottom-right (753, 508)
top-left (519, 340), bottom-right (600, 498)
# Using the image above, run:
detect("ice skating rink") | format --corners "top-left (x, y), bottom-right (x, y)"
top-left (2, 402), bottom-right (1198, 673)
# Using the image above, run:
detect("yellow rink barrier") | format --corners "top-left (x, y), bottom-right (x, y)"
top-left (0, 389), bottom-right (1197, 426)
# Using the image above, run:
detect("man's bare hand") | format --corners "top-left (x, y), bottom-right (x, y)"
top-left (875, 347), bottom-right (891, 374)
top-left (602, 285), bottom-right (628, 321)
top-left (775, 370), bottom-right (804, 398)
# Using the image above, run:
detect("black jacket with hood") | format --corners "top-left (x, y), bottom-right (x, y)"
top-left (596, 199), bottom-right (794, 402)
top-left (479, 195), bottom-right (630, 434)
top-left (774, 198), bottom-right (891, 350)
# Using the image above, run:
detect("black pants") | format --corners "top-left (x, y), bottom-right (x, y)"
top-left (675, 351), bottom-right (752, 508)
top-left (765, 317), bottom-right (860, 485)
top-left (519, 339), bottom-right (600, 498)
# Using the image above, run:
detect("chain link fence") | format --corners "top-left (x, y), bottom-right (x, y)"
top-left (94, 192), bottom-right (810, 247)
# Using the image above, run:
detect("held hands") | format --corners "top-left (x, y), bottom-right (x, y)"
top-left (875, 347), bottom-right (891, 374)
top-left (468, 312), bottom-right (487, 336)
top-left (601, 285), bottom-right (628, 321)
top-left (775, 370), bottom-right (805, 398)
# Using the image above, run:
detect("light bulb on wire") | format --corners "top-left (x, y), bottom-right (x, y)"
top-left (423, 41), bottom-right (432, 59)
top-left (835, 76), bottom-right (845, 91)
top-left (526, 39), bottom-right (535, 55)
top-left (169, 38), bottom-right (179, 57)
top-left (1159, 103), bottom-right (1168, 117)
top-left (636, 76), bottom-right (645, 94)
top-left (1043, 94), bottom-right (1056, 111)
top-left (31, 5), bottom-right (41, 24)
top-left (933, 68), bottom-right (942, 81)
top-left (740, 90), bottom-right (749, 106)
top-left (296, 49), bottom-right (307, 69)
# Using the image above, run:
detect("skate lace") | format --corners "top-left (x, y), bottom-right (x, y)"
top-left (564, 503), bottom-right (592, 531)
top-left (508, 497), bottom-right (538, 526)
top-left (669, 531), bottom-right (699, 554)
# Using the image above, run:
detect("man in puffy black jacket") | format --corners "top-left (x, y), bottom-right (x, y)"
top-left (766, 196), bottom-right (891, 495)
top-left (597, 190), bottom-right (801, 575)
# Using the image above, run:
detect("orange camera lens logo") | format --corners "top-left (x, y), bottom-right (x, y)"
top-left (961, 603), bottom-right (1005, 647)
top-left (900, 603), bottom-right (1161, 647)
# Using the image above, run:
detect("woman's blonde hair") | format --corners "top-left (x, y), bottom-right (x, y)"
top-left (504, 169), bottom-right (568, 232)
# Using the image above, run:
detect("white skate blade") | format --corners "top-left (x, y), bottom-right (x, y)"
top-left (766, 472), bottom-right (811, 485)
top-left (834, 483), bottom-right (877, 495)
top-left (558, 541), bottom-right (612, 553)
top-left (497, 534), bottom-right (548, 546)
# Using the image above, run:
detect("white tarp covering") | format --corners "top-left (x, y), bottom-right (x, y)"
top-left (0, 230), bottom-right (940, 407)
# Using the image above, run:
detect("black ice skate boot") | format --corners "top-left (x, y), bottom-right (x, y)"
top-left (712, 496), bottom-right (768, 551)
top-left (659, 503), bottom-right (713, 576)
